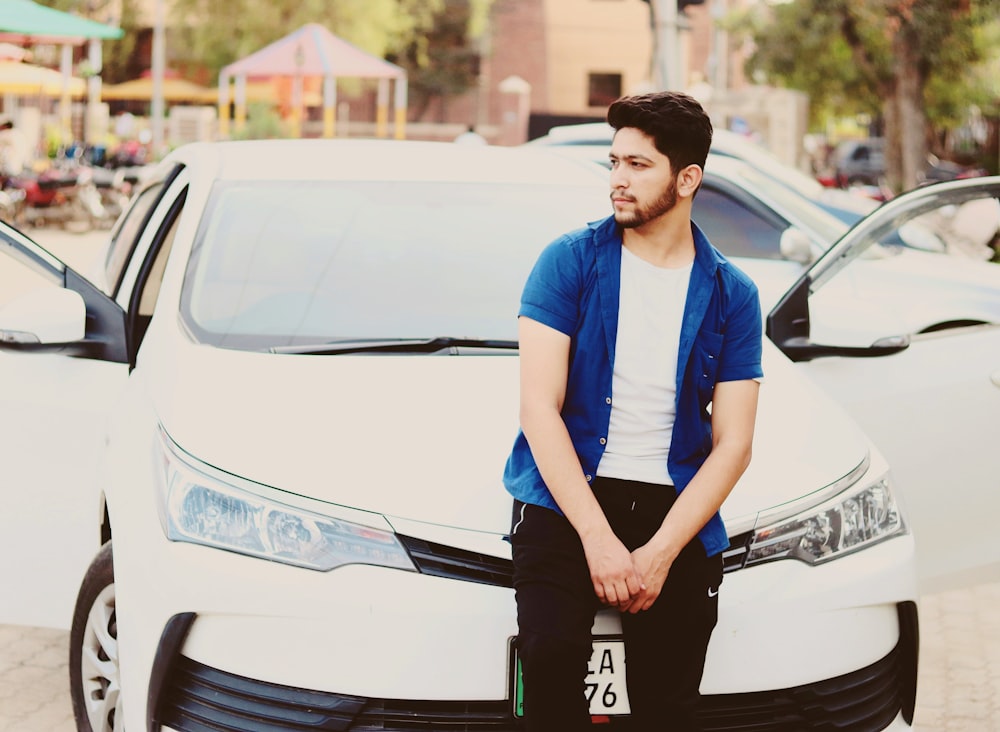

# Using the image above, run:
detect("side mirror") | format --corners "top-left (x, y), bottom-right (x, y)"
top-left (777, 334), bottom-right (910, 362)
top-left (0, 288), bottom-right (86, 347)
top-left (779, 228), bottom-right (814, 264)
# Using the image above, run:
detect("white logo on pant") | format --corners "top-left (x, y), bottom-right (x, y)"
top-left (707, 586), bottom-right (719, 598)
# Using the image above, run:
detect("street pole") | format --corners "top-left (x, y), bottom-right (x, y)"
top-left (151, 0), bottom-right (166, 159)
top-left (652, 0), bottom-right (680, 90)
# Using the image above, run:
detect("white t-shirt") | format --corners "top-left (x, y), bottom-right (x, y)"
top-left (596, 245), bottom-right (691, 485)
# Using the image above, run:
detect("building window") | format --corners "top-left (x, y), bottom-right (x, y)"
top-left (588, 73), bottom-right (622, 108)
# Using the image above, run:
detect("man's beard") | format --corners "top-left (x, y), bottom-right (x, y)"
top-left (613, 178), bottom-right (678, 229)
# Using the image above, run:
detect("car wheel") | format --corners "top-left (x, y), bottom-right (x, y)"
top-left (69, 542), bottom-right (121, 732)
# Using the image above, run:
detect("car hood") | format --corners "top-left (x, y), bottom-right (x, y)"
top-left (154, 340), bottom-right (870, 537)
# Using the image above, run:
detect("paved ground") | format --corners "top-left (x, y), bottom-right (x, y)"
top-left (2, 226), bottom-right (998, 730)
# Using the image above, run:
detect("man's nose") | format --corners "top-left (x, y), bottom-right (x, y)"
top-left (610, 166), bottom-right (628, 189)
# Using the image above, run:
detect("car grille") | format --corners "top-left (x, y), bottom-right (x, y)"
top-left (398, 535), bottom-right (514, 588)
top-left (154, 615), bottom-right (914, 732)
top-left (398, 531), bottom-right (755, 589)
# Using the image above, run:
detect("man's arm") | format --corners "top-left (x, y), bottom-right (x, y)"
top-left (518, 316), bottom-right (644, 607)
top-left (626, 378), bottom-right (760, 613)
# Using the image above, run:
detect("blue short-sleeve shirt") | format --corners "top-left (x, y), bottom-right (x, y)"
top-left (503, 214), bottom-right (763, 557)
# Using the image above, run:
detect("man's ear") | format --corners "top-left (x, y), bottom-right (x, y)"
top-left (677, 164), bottom-right (703, 198)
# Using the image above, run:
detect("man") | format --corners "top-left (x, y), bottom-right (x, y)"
top-left (503, 91), bottom-right (763, 730)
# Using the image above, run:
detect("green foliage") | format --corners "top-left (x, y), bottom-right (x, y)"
top-left (393, 0), bottom-right (484, 120)
top-left (101, 0), bottom-right (139, 83)
top-left (729, 0), bottom-right (1000, 134)
top-left (229, 103), bottom-right (287, 140)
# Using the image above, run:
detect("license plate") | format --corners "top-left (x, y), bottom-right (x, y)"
top-left (512, 638), bottom-right (631, 717)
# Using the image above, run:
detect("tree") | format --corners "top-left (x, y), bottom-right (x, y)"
top-left (390, 0), bottom-right (493, 121)
top-left (729, 0), bottom-right (1000, 192)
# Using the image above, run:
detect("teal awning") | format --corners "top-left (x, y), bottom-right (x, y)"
top-left (0, 0), bottom-right (123, 43)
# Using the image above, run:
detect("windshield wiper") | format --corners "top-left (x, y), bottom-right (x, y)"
top-left (269, 337), bottom-right (519, 355)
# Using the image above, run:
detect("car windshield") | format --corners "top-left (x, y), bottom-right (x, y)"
top-left (180, 179), bottom-right (608, 351)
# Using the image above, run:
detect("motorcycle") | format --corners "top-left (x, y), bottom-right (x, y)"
top-left (3, 163), bottom-right (107, 232)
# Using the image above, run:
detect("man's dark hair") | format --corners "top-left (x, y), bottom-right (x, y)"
top-left (607, 91), bottom-right (713, 171)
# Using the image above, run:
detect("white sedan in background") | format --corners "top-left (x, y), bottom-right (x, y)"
top-left (0, 140), bottom-right (996, 732)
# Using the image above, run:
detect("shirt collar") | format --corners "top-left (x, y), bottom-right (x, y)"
top-left (588, 215), bottom-right (723, 277)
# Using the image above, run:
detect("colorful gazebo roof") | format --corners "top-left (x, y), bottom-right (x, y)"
top-left (221, 23), bottom-right (404, 81)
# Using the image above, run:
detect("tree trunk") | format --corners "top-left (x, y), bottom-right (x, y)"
top-left (883, 93), bottom-right (903, 193)
top-left (892, 21), bottom-right (928, 191)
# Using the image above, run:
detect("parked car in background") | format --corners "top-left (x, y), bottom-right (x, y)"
top-left (832, 137), bottom-right (988, 189)
top-left (687, 155), bottom-right (1000, 345)
top-left (0, 140), bottom-right (996, 732)
top-left (833, 137), bottom-right (886, 187)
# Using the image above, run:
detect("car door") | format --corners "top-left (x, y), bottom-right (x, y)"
top-left (0, 164), bottom-right (186, 629)
top-left (0, 225), bottom-right (128, 628)
top-left (768, 177), bottom-right (1000, 594)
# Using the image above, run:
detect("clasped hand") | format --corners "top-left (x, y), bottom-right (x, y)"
top-left (583, 533), bottom-right (671, 614)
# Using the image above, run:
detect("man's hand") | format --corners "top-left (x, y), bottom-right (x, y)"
top-left (623, 542), bottom-right (676, 613)
top-left (581, 530), bottom-right (645, 609)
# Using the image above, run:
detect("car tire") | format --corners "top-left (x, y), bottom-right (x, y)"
top-left (69, 542), bottom-right (121, 732)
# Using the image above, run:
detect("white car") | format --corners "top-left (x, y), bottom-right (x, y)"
top-left (0, 140), bottom-right (996, 732)
top-left (691, 155), bottom-right (1000, 347)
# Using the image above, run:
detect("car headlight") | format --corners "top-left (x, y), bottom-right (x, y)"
top-left (153, 428), bottom-right (417, 573)
top-left (745, 476), bottom-right (906, 567)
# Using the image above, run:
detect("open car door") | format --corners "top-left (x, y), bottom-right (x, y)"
top-left (768, 176), bottom-right (1000, 593)
top-left (0, 223), bottom-right (127, 628)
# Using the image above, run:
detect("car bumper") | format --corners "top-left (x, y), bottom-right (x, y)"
top-left (116, 526), bottom-right (919, 732)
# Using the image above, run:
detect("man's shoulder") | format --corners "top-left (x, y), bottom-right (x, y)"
top-left (693, 225), bottom-right (758, 296)
top-left (715, 254), bottom-right (758, 294)
top-left (544, 215), bottom-right (616, 257)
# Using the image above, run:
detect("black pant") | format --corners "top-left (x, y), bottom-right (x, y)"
top-left (510, 477), bottom-right (723, 731)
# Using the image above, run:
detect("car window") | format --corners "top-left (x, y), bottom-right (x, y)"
top-left (104, 182), bottom-right (164, 297)
top-left (138, 200), bottom-right (182, 318)
top-left (0, 225), bottom-right (63, 309)
top-left (692, 188), bottom-right (785, 260)
top-left (179, 179), bottom-right (610, 351)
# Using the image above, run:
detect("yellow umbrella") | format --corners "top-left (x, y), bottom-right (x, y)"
top-left (0, 59), bottom-right (85, 96)
top-left (101, 76), bottom-right (216, 103)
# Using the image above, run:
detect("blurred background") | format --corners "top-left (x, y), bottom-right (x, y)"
top-left (0, 0), bottom-right (996, 195)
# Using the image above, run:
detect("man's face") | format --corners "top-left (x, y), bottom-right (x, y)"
top-left (608, 127), bottom-right (678, 229)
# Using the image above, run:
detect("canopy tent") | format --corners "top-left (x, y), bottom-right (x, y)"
top-left (0, 59), bottom-right (84, 95)
top-left (102, 77), bottom-right (215, 103)
top-left (101, 77), bottom-right (322, 107)
top-left (0, 0), bottom-right (122, 43)
top-left (218, 23), bottom-right (407, 139)
top-left (0, 0), bottom-right (123, 143)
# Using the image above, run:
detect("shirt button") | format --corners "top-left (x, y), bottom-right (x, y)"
top-left (586, 475), bottom-right (593, 482)
top-left (599, 437), bottom-right (606, 445)
top-left (605, 397), bottom-right (612, 404)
